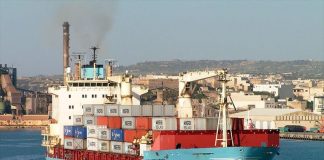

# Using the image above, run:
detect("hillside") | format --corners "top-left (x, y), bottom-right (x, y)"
top-left (114, 60), bottom-right (324, 79)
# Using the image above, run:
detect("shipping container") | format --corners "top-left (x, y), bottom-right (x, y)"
top-left (111, 129), bottom-right (124, 141)
top-left (73, 115), bottom-right (83, 125)
top-left (87, 125), bottom-right (106, 138)
top-left (97, 128), bottom-right (111, 140)
top-left (105, 104), bottom-right (119, 116)
top-left (206, 118), bottom-right (218, 130)
top-left (152, 117), bottom-right (177, 130)
top-left (124, 142), bottom-right (136, 155)
top-left (118, 105), bottom-right (142, 116)
top-left (179, 118), bottom-right (195, 130)
top-left (74, 126), bottom-right (87, 139)
top-left (135, 117), bottom-right (152, 130)
top-left (83, 104), bottom-right (94, 115)
top-left (87, 138), bottom-right (99, 151)
top-left (107, 117), bottom-right (122, 129)
top-left (83, 115), bottom-right (96, 126)
top-left (191, 118), bottom-right (220, 130)
top-left (98, 140), bottom-right (110, 152)
top-left (164, 105), bottom-right (176, 116)
top-left (94, 104), bottom-right (106, 116)
top-left (122, 117), bottom-right (136, 129)
top-left (153, 105), bottom-right (164, 116)
top-left (96, 116), bottom-right (109, 126)
top-left (64, 138), bottom-right (85, 150)
top-left (131, 105), bottom-right (142, 116)
top-left (141, 105), bottom-right (153, 116)
top-left (64, 126), bottom-right (76, 137)
top-left (194, 118), bottom-right (207, 130)
top-left (119, 105), bottom-right (132, 116)
top-left (110, 141), bottom-right (123, 154)
top-left (123, 130), bottom-right (136, 143)
top-left (124, 129), bottom-right (148, 143)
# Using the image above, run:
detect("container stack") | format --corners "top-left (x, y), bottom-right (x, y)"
top-left (63, 103), bottom-right (221, 154)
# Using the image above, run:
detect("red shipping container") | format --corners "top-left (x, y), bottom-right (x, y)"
top-left (124, 130), bottom-right (136, 142)
top-left (97, 116), bottom-right (109, 126)
top-left (107, 117), bottom-right (122, 129)
top-left (135, 117), bottom-right (152, 130)
top-left (124, 129), bottom-right (149, 143)
top-left (136, 129), bottom-right (148, 139)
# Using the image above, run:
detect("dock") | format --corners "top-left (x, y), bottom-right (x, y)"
top-left (280, 132), bottom-right (324, 141)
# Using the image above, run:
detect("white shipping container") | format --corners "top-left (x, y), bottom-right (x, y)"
top-left (98, 128), bottom-right (111, 140)
top-left (152, 117), bottom-right (177, 130)
top-left (64, 138), bottom-right (85, 150)
top-left (110, 141), bottom-right (124, 154)
top-left (179, 118), bottom-right (195, 130)
top-left (87, 125), bottom-right (106, 138)
top-left (206, 118), bottom-right (218, 130)
top-left (141, 105), bottom-right (153, 116)
top-left (83, 116), bottom-right (96, 126)
top-left (164, 105), bottom-right (176, 116)
top-left (131, 105), bottom-right (142, 116)
top-left (98, 140), bottom-right (110, 152)
top-left (123, 142), bottom-right (136, 155)
top-left (153, 105), bottom-right (164, 116)
top-left (83, 104), bottom-right (94, 115)
top-left (119, 105), bottom-right (132, 116)
top-left (87, 138), bottom-right (99, 151)
top-left (194, 118), bottom-right (207, 130)
top-left (73, 115), bottom-right (83, 125)
top-left (122, 117), bottom-right (136, 129)
top-left (105, 104), bottom-right (119, 116)
top-left (94, 104), bottom-right (106, 116)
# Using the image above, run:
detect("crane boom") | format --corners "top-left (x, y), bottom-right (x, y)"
top-left (177, 69), bottom-right (227, 118)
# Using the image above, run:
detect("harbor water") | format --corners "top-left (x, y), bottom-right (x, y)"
top-left (0, 129), bottom-right (323, 160)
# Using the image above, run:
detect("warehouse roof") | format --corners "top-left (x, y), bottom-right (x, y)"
top-left (230, 108), bottom-right (301, 117)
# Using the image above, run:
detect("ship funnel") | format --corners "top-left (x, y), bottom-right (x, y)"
top-left (63, 22), bottom-right (70, 85)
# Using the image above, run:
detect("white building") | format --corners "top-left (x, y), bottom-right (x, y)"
top-left (229, 92), bottom-right (276, 109)
top-left (313, 96), bottom-right (324, 114)
top-left (253, 84), bottom-right (294, 99)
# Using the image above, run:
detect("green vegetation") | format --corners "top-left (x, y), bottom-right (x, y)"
top-left (114, 60), bottom-right (324, 79)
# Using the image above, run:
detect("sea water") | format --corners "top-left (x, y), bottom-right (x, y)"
top-left (0, 128), bottom-right (44, 160)
top-left (0, 129), bottom-right (323, 160)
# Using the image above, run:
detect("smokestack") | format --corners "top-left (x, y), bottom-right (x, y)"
top-left (74, 63), bottom-right (80, 80)
top-left (63, 22), bottom-right (70, 85)
top-left (106, 61), bottom-right (113, 77)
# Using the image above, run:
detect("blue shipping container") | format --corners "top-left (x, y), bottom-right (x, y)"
top-left (111, 129), bottom-right (124, 142)
top-left (74, 126), bottom-right (87, 139)
top-left (64, 126), bottom-right (76, 137)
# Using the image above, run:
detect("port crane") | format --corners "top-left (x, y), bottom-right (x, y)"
top-left (177, 69), bottom-right (227, 118)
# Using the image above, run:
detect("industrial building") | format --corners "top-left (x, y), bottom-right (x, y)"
top-left (313, 96), bottom-right (324, 114)
top-left (0, 64), bottom-right (22, 115)
top-left (230, 108), bottom-right (323, 130)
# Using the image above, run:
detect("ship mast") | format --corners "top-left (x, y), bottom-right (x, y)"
top-left (215, 69), bottom-right (232, 147)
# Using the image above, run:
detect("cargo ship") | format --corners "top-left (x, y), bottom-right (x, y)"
top-left (42, 22), bottom-right (280, 160)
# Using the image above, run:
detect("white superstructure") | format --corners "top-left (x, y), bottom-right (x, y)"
top-left (48, 77), bottom-right (147, 144)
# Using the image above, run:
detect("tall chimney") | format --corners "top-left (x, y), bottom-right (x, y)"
top-left (63, 22), bottom-right (70, 85)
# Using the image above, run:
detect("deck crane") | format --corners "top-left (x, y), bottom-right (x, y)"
top-left (177, 69), bottom-right (228, 118)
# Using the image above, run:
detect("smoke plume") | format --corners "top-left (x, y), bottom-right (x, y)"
top-left (56, 0), bottom-right (116, 51)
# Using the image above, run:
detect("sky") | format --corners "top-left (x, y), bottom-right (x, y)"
top-left (0, 0), bottom-right (323, 76)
